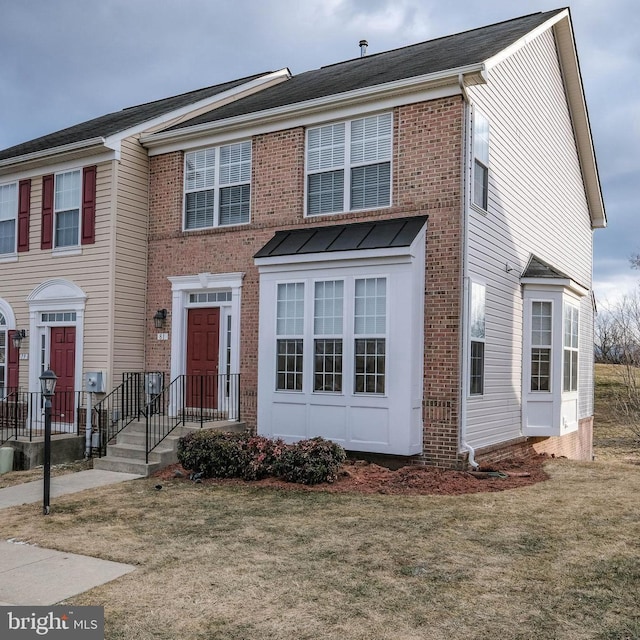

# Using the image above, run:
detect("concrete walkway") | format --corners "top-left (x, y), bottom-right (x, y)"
top-left (0, 469), bottom-right (142, 605)
top-left (0, 469), bottom-right (143, 509)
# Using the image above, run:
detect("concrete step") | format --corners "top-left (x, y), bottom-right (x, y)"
top-left (93, 455), bottom-right (161, 476)
top-left (95, 420), bottom-right (247, 477)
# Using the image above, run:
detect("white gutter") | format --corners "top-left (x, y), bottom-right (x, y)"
top-left (0, 137), bottom-right (107, 170)
top-left (457, 73), bottom-right (479, 470)
top-left (141, 63), bottom-right (486, 148)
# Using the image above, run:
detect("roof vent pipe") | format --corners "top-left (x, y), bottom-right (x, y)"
top-left (359, 39), bottom-right (368, 57)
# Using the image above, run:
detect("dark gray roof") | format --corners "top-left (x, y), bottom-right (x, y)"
top-left (255, 215), bottom-right (428, 258)
top-left (521, 255), bottom-right (572, 279)
top-left (171, 9), bottom-right (564, 130)
top-left (0, 73), bottom-right (269, 162)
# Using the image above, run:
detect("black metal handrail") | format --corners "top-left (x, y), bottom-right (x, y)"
top-left (145, 373), bottom-right (241, 462)
top-left (0, 390), bottom-right (84, 445)
top-left (94, 372), bottom-right (164, 457)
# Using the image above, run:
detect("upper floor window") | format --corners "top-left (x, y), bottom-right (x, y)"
top-left (54, 170), bottom-right (81, 248)
top-left (306, 113), bottom-right (392, 216)
top-left (563, 303), bottom-right (579, 392)
top-left (0, 183), bottom-right (17, 255)
top-left (472, 110), bottom-right (489, 210)
top-left (469, 282), bottom-right (486, 395)
top-left (184, 141), bottom-right (251, 230)
top-left (530, 301), bottom-right (552, 392)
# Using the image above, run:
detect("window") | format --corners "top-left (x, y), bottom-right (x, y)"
top-left (314, 280), bottom-right (343, 392)
top-left (473, 110), bottom-right (489, 210)
top-left (306, 113), bottom-right (392, 215)
top-left (563, 303), bottom-right (579, 392)
top-left (54, 170), bottom-right (81, 248)
top-left (0, 183), bottom-right (17, 255)
top-left (276, 283), bottom-right (304, 391)
top-left (530, 301), bottom-right (552, 392)
top-left (184, 141), bottom-right (251, 229)
top-left (354, 278), bottom-right (386, 394)
top-left (469, 282), bottom-right (485, 395)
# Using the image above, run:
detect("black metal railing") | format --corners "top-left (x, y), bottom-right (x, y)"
top-left (0, 390), bottom-right (84, 445)
top-left (145, 373), bottom-right (241, 463)
top-left (94, 372), bottom-right (164, 457)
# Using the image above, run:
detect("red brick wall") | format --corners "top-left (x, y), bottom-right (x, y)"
top-left (146, 96), bottom-right (466, 464)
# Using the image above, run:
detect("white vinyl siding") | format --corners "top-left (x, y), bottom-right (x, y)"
top-left (306, 113), bottom-right (392, 215)
top-left (184, 141), bottom-right (251, 229)
top-left (465, 28), bottom-right (594, 449)
top-left (0, 182), bottom-right (17, 255)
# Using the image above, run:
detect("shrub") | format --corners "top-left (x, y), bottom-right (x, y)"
top-left (177, 430), bottom-right (247, 478)
top-left (272, 437), bottom-right (346, 485)
top-left (177, 431), bottom-right (346, 485)
top-left (241, 436), bottom-right (287, 480)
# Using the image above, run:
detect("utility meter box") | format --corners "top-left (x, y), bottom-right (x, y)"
top-left (145, 372), bottom-right (163, 395)
top-left (85, 371), bottom-right (105, 393)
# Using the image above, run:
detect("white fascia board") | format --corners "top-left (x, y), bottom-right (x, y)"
top-left (520, 277), bottom-right (589, 298)
top-left (142, 63), bottom-right (484, 154)
top-left (146, 83), bottom-right (464, 156)
top-left (0, 138), bottom-right (108, 177)
top-left (104, 68), bottom-right (291, 151)
top-left (0, 150), bottom-right (117, 182)
top-left (483, 9), bottom-right (569, 71)
top-left (553, 17), bottom-right (606, 229)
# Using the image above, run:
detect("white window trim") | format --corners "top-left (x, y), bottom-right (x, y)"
top-left (0, 180), bottom-right (18, 257)
top-left (304, 112), bottom-right (393, 217)
top-left (182, 141), bottom-right (252, 231)
top-left (468, 280), bottom-right (486, 397)
top-left (471, 109), bottom-right (489, 213)
top-left (562, 302), bottom-right (580, 394)
top-left (53, 169), bottom-right (82, 249)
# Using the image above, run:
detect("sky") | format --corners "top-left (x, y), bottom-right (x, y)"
top-left (0, 0), bottom-right (638, 306)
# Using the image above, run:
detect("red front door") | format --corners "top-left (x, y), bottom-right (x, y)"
top-left (186, 309), bottom-right (220, 409)
top-left (50, 327), bottom-right (76, 423)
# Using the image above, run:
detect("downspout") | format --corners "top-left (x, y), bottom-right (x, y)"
top-left (458, 73), bottom-right (479, 469)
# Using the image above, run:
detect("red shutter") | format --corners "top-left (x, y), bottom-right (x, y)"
top-left (81, 165), bottom-right (96, 245)
top-left (17, 179), bottom-right (31, 252)
top-left (7, 330), bottom-right (19, 390)
top-left (41, 174), bottom-right (54, 250)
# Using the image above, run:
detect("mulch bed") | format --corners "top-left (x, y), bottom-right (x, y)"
top-left (154, 455), bottom-right (550, 496)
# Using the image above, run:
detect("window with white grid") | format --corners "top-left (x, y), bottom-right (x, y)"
top-left (306, 113), bottom-right (392, 215)
top-left (54, 170), bottom-right (80, 248)
top-left (531, 301), bottom-right (552, 392)
top-left (563, 303), bottom-right (579, 392)
top-left (0, 183), bottom-right (17, 255)
top-left (354, 278), bottom-right (386, 394)
top-left (276, 283), bottom-right (305, 391)
top-left (469, 282), bottom-right (486, 396)
top-left (314, 280), bottom-right (344, 392)
top-left (184, 141), bottom-right (251, 229)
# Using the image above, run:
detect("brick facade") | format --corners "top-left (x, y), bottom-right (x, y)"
top-left (146, 96), bottom-right (466, 466)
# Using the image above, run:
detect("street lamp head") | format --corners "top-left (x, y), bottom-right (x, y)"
top-left (39, 369), bottom-right (58, 398)
top-left (12, 329), bottom-right (26, 350)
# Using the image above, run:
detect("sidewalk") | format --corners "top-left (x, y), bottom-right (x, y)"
top-left (0, 469), bottom-right (142, 605)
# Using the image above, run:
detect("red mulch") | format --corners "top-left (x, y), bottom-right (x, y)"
top-left (153, 455), bottom-right (549, 496)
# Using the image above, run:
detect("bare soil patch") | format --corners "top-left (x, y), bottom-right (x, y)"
top-left (155, 455), bottom-right (548, 495)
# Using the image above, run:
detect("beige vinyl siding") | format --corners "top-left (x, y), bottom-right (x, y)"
top-left (0, 162), bottom-right (114, 388)
top-left (112, 136), bottom-right (149, 382)
top-left (465, 28), bottom-right (594, 450)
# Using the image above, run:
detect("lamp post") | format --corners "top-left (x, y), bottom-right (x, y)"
top-left (39, 369), bottom-right (57, 516)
